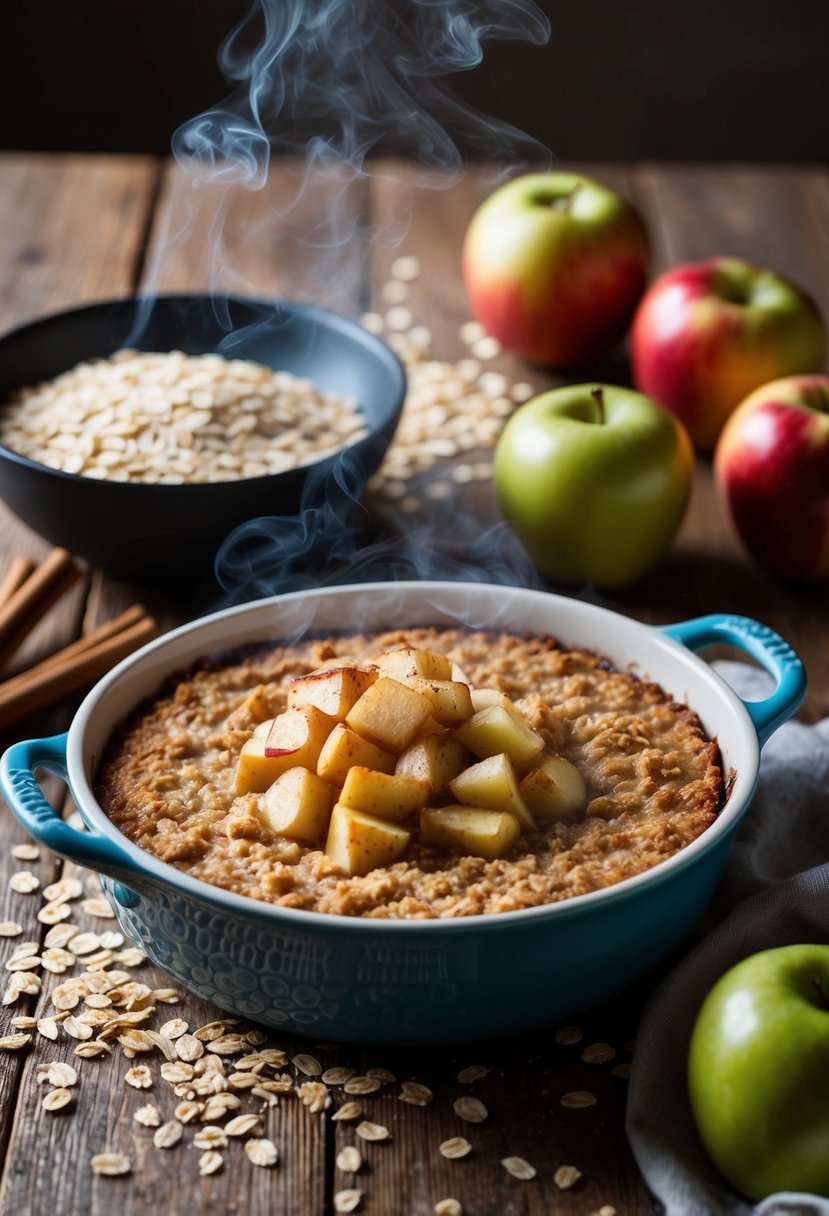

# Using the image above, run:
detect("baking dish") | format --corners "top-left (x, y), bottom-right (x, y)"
top-left (0, 583), bottom-right (806, 1044)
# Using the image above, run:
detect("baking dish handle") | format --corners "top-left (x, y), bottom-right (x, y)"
top-left (0, 733), bottom-right (141, 883)
top-left (660, 614), bottom-right (806, 746)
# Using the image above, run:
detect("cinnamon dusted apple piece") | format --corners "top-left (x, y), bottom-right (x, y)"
top-left (520, 755), bottom-right (587, 819)
top-left (395, 734), bottom-right (469, 798)
top-left (373, 647), bottom-right (452, 682)
top-left (258, 767), bottom-right (334, 843)
top-left (325, 804), bottom-right (411, 876)
top-left (404, 678), bottom-right (474, 727)
top-left (317, 723), bottom-right (396, 786)
top-left (420, 806), bottom-right (521, 861)
top-left (339, 766), bottom-right (429, 824)
top-left (449, 752), bottom-right (536, 832)
top-left (287, 665), bottom-right (377, 722)
top-left (454, 704), bottom-right (544, 773)
top-left (345, 677), bottom-right (433, 754)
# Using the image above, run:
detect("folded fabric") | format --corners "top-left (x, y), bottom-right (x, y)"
top-left (626, 662), bottom-right (829, 1216)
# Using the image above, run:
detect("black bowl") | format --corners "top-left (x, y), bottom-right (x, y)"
top-left (0, 295), bottom-right (406, 579)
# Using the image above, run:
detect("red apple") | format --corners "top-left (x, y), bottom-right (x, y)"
top-left (462, 172), bottom-right (648, 368)
top-left (631, 257), bottom-right (826, 452)
top-left (714, 374), bottom-right (829, 583)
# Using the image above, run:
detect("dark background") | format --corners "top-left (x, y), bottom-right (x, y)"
top-left (0, 0), bottom-right (827, 160)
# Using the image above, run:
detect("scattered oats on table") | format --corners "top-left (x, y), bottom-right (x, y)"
top-left (554, 1164), bottom-right (584, 1189)
top-left (244, 1137), bottom-right (278, 1167)
top-left (439, 1137), bottom-right (472, 1161)
top-left (501, 1156), bottom-right (537, 1181)
top-left (334, 1189), bottom-right (362, 1213)
top-left (336, 1145), bottom-right (362, 1174)
top-left (453, 1096), bottom-right (487, 1123)
top-left (561, 1090), bottom-right (597, 1108)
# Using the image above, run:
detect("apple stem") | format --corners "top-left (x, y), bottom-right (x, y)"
top-left (813, 975), bottom-right (829, 1009)
top-left (591, 386), bottom-right (606, 426)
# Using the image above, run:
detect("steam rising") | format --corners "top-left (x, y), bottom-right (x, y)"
top-left (173, 0), bottom-right (550, 189)
top-left (162, 0), bottom-right (553, 598)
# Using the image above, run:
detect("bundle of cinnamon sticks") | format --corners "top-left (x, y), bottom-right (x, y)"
top-left (0, 549), bottom-right (158, 729)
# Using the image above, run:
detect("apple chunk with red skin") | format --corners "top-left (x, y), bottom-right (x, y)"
top-left (631, 257), bottom-right (826, 452)
top-left (287, 665), bottom-right (377, 722)
top-left (463, 171), bottom-right (648, 368)
top-left (714, 374), bottom-right (829, 583)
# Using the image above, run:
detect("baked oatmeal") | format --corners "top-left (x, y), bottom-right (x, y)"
top-left (96, 628), bottom-right (723, 919)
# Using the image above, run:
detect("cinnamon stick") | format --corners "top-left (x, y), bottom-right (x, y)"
top-left (0, 549), bottom-right (83, 670)
top-left (0, 556), bottom-right (35, 611)
top-left (24, 604), bottom-right (149, 679)
top-left (0, 614), bottom-right (158, 729)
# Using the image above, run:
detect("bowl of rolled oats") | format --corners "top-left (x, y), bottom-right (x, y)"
top-left (0, 295), bottom-right (406, 578)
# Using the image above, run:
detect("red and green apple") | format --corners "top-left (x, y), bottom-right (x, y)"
top-left (492, 383), bottom-right (693, 588)
top-left (688, 944), bottom-right (829, 1201)
top-left (631, 257), bottom-right (826, 452)
top-left (714, 374), bottom-right (829, 583)
top-left (462, 172), bottom-right (649, 368)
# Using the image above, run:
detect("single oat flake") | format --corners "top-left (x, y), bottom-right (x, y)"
top-left (561, 1090), bottom-right (597, 1109)
top-left (453, 1097), bottom-right (487, 1124)
top-left (11, 843), bottom-right (40, 861)
top-left (582, 1042), bottom-right (616, 1064)
top-left (42, 1087), bottom-right (73, 1112)
top-left (554, 1164), bottom-right (583, 1189)
top-left (225, 1113), bottom-right (262, 1138)
top-left (0, 922), bottom-right (23, 937)
top-left (90, 1152), bottom-right (131, 1177)
top-left (336, 1146), bottom-right (362, 1174)
top-left (292, 1052), bottom-right (322, 1076)
top-left (439, 1137), bottom-right (472, 1160)
top-left (331, 1102), bottom-right (362, 1122)
top-left (9, 871), bottom-right (39, 894)
top-left (343, 1075), bottom-right (381, 1096)
top-left (434, 1201), bottom-right (463, 1216)
top-left (134, 1104), bottom-right (161, 1127)
top-left (245, 1138), bottom-right (278, 1167)
top-left (455, 1065), bottom-right (489, 1084)
top-left (501, 1156), bottom-right (537, 1181)
top-left (399, 1081), bottom-right (433, 1106)
top-left (333, 1189), bottom-right (362, 1213)
top-left (555, 1025), bottom-right (583, 1045)
top-left (125, 1066), bottom-right (153, 1090)
top-left (153, 1120), bottom-right (184, 1150)
top-left (0, 1033), bottom-right (31, 1050)
top-left (356, 1120), bottom-right (391, 1142)
top-left (199, 1151), bottom-right (224, 1176)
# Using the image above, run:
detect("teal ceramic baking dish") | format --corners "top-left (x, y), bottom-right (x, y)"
top-left (0, 583), bottom-right (806, 1045)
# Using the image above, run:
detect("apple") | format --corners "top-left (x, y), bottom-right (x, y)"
top-left (462, 172), bottom-right (648, 368)
top-left (493, 383), bottom-right (693, 588)
top-left (714, 375), bottom-right (829, 583)
top-left (688, 944), bottom-right (829, 1201)
top-left (631, 257), bottom-right (826, 452)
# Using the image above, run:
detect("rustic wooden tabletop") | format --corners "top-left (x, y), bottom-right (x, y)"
top-left (0, 155), bottom-right (827, 1216)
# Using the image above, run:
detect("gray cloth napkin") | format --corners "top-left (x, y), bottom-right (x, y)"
top-left (626, 662), bottom-right (829, 1216)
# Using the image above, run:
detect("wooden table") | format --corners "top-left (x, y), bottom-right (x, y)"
top-left (0, 155), bottom-right (827, 1216)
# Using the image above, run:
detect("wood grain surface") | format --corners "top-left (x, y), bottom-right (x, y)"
top-left (0, 155), bottom-right (826, 1216)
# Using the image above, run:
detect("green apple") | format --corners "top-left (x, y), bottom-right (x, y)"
top-left (493, 383), bottom-right (693, 588)
top-left (688, 945), bottom-right (829, 1201)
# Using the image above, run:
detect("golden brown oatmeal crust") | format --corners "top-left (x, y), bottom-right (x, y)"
top-left (96, 628), bottom-right (723, 918)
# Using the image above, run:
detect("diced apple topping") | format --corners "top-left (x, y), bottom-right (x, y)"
top-left (374, 647), bottom-right (452, 682)
top-left (258, 766), bottom-right (333, 843)
top-left (520, 754), bottom-right (587, 819)
top-left (420, 806), bottom-right (521, 861)
top-left (235, 737), bottom-right (297, 795)
top-left (231, 645), bottom-right (587, 877)
top-left (287, 665), bottom-right (377, 721)
top-left (316, 723), bottom-right (396, 786)
top-left (346, 677), bottom-right (433, 753)
top-left (339, 767), bottom-right (429, 823)
top-left (264, 705), bottom-right (336, 768)
top-left (454, 704), bottom-right (545, 773)
top-left (395, 734), bottom-right (469, 797)
top-left (449, 752), bottom-right (536, 832)
top-left (325, 804), bottom-right (411, 876)
top-left (405, 678), bottom-right (475, 726)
